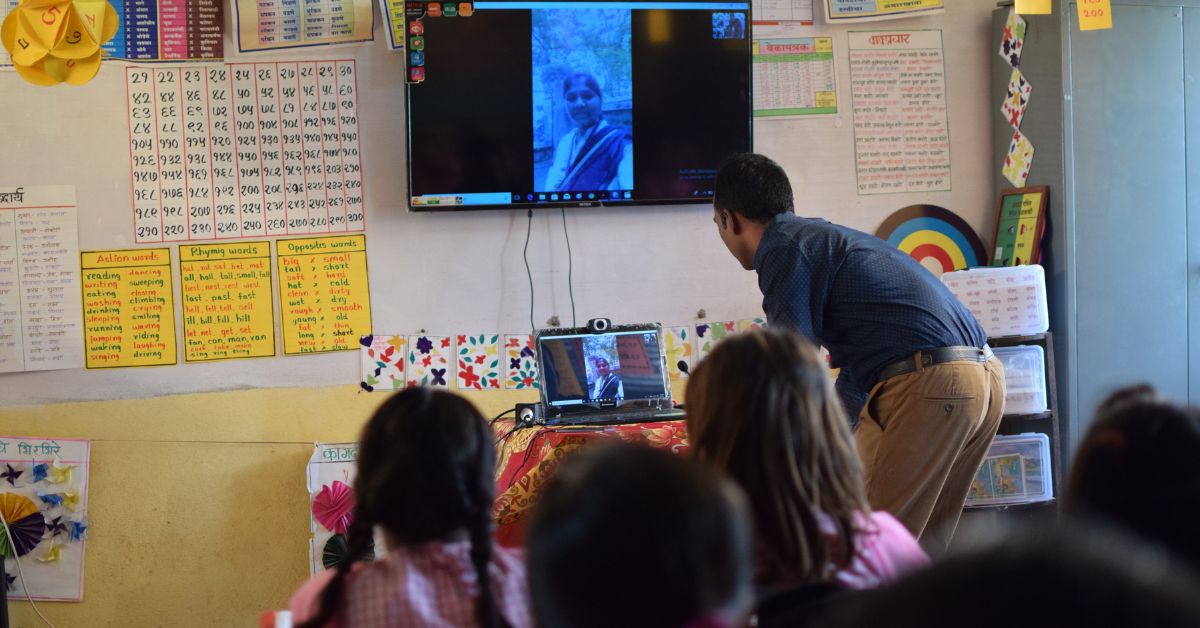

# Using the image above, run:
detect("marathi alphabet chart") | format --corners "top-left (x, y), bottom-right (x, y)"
top-left (125, 61), bottom-right (365, 244)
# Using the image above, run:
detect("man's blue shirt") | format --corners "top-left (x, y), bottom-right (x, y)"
top-left (754, 213), bottom-right (987, 420)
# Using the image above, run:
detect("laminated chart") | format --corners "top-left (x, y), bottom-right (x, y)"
top-left (824, 0), bottom-right (942, 23)
top-left (125, 61), bottom-right (365, 243)
top-left (849, 30), bottom-right (950, 195)
top-left (276, 235), bottom-right (370, 355)
top-left (233, 0), bottom-right (372, 52)
top-left (753, 38), bottom-right (837, 117)
top-left (0, 0), bottom-right (18, 66)
top-left (179, 241), bottom-right (276, 362)
top-left (81, 248), bottom-right (176, 368)
top-left (0, 186), bottom-right (84, 374)
top-left (101, 0), bottom-right (223, 60)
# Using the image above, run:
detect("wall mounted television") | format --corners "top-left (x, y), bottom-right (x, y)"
top-left (405, 0), bottom-right (753, 210)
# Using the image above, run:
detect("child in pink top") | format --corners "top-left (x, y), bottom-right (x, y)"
top-left (686, 329), bottom-right (929, 590)
top-left (288, 388), bottom-right (531, 628)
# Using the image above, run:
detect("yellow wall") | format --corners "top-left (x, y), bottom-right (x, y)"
top-left (0, 385), bottom-right (537, 627)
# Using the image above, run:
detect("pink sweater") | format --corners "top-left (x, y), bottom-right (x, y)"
top-left (823, 511), bottom-right (929, 588)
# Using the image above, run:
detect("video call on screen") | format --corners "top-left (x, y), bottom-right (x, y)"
top-left (539, 332), bottom-right (667, 406)
top-left (406, 2), bottom-right (752, 203)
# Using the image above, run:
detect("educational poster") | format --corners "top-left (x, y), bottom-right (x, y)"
top-left (1001, 68), bottom-right (1032, 129)
top-left (0, 0), bottom-right (18, 67)
top-left (752, 0), bottom-right (813, 24)
top-left (0, 436), bottom-right (90, 601)
top-left (81, 248), bottom-right (176, 368)
top-left (125, 61), bottom-right (365, 243)
top-left (992, 189), bottom-right (1046, 266)
top-left (233, 0), bottom-right (372, 52)
top-left (696, 321), bottom-right (736, 362)
top-left (503, 334), bottom-right (538, 390)
top-left (100, 0), bottom-right (223, 60)
top-left (849, 30), bottom-right (950, 195)
top-left (276, 235), bottom-right (371, 355)
top-left (359, 334), bottom-right (406, 392)
top-left (380, 0), bottom-right (404, 50)
top-left (1003, 129), bottom-right (1034, 187)
top-left (456, 334), bottom-right (500, 390)
top-left (0, 186), bottom-right (84, 374)
top-left (753, 38), bottom-right (837, 118)
top-left (307, 443), bottom-right (376, 576)
top-left (998, 9), bottom-right (1026, 68)
top-left (179, 242), bottom-right (275, 362)
top-left (824, 0), bottom-right (942, 23)
top-left (406, 334), bottom-right (451, 387)
top-left (663, 326), bottom-right (693, 382)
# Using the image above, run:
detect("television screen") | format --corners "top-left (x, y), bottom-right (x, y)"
top-left (405, 0), bottom-right (753, 210)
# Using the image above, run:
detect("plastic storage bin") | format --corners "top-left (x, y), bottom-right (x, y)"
top-left (940, 265), bottom-right (1049, 337)
top-left (965, 432), bottom-right (1053, 507)
top-left (992, 345), bottom-right (1048, 415)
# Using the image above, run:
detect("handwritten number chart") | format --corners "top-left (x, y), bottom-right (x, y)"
top-left (125, 60), bottom-right (365, 244)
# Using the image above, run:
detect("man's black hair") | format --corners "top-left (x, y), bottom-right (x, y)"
top-left (713, 153), bottom-right (795, 224)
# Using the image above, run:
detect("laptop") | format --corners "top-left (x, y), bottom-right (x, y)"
top-left (533, 322), bottom-right (685, 426)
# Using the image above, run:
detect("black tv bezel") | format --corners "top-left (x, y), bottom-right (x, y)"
top-left (403, 0), bottom-right (754, 212)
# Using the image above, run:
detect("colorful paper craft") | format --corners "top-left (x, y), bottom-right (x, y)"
top-left (663, 326), bottom-right (694, 382)
top-left (1003, 129), bottom-right (1035, 187)
top-left (1001, 68), bottom-right (1032, 129)
top-left (407, 335), bottom-right (452, 388)
top-left (312, 480), bottom-right (355, 535)
top-left (998, 9), bottom-right (1026, 68)
top-left (456, 334), bottom-right (501, 390)
top-left (321, 533), bottom-right (374, 570)
top-left (697, 321), bottom-right (737, 362)
top-left (0, 0), bottom-right (118, 85)
top-left (2, 464), bottom-right (21, 486)
top-left (737, 318), bottom-right (766, 332)
top-left (359, 335), bottom-right (407, 392)
top-left (503, 334), bottom-right (539, 390)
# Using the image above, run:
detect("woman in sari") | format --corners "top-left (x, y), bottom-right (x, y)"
top-left (544, 72), bottom-right (633, 193)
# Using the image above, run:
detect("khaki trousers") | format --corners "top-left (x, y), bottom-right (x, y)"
top-left (855, 355), bottom-right (1005, 553)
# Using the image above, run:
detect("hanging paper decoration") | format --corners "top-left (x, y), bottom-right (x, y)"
top-left (312, 480), bottom-right (355, 535)
top-left (0, 493), bottom-right (46, 557)
top-left (0, 0), bottom-right (119, 86)
top-left (321, 533), bottom-right (375, 570)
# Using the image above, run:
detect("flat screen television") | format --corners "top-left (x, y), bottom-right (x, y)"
top-left (404, 0), bottom-right (753, 210)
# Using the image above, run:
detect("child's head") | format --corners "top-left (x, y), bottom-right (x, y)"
top-left (685, 328), bottom-right (868, 584)
top-left (528, 442), bottom-right (754, 628)
top-left (302, 387), bottom-right (505, 628)
top-left (1066, 384), bottom-right (1200, 570)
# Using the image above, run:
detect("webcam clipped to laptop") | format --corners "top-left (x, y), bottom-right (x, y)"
top-left (529, 318), bottom-right (684, 427)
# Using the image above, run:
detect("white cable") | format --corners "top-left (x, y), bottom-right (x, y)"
top-left (0, 513), bottom-right (57, 628)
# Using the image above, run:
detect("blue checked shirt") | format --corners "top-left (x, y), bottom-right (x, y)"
top-left (754, 213), bottom-right (987, 421)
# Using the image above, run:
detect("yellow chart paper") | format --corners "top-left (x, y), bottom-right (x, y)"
top-left (81, 248), bottom-right (176, 368)
top-left (276, 235), bottom-right (370, 355)
top-left (1078, 0), bottom-right (1112, 30)
top-left (1015, 0), bottom-right (1051, 14)
top-left (179, 242), bottom-right (276, 362)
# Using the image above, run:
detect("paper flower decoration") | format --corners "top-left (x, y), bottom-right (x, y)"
top-left (45, 515), bottom-right (68, 537)
top-left (47, 458), bottom-right (73, 484)
top-left (0, 493), bottom-right (46, 557)
top-left (31, 463), bottom-right (49, 483)
top-left (1, 464), bottom-right (22, 487)
top-left (60, 491), bottom-right (80, 512)
top-left (37, 491), bottom-right (63, 508)
top-left (312, 481), bottom-right (355, 534)
top-left (0, 0), bottom-right (119, 86)
top-left (36, 541), bottom-right (63, 563)
top-left (68, 519), bottom-right (87, 541)
top-left (321, 533), bottom-right (374, 570)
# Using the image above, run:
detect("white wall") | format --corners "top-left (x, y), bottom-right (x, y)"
top-left (0, 1), bottom-right (994, 406)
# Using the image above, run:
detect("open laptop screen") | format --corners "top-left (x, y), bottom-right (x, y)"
top-left (537, 326), bottom-right (670, 409)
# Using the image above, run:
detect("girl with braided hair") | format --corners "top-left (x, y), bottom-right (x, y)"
top-left (290, 388), bottom-right (531, 627)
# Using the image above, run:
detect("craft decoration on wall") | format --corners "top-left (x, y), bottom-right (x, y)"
top-left (0, 437), bottom-right (90, 601)
top-left (503, 334), bottom-right (539, 390)
top-left (0, 0), bottom-right (118, 85)
top-left (737, 318), bottom-right (766, 332)
top-left (1003, 129), bottom-right (1035, 187)
top-left (312, 480), bottom-right (355, 535)
top-left (360, 335), bottom-right (407, 392)
top-left (407, 335), bottom-right (452, 388)
top-left (991, 186), bottom-right (1049, 266)
top-left (457, 334), bottom-right (501, 390)
top-left (875, 205), bottom-right (988, 276)
top-left (663, 326), bottom-right (694, 382)
top-left (696, 321), bottom-right (736, 362)
top-left (998, 9), bottom-right (1026, 68)
top-left (1001, 68), bottom-right (1032, 129)
top-left (321, 533), bottom-right (375, 570)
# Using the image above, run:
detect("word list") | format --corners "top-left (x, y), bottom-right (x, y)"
top-left (276, 234), bottom-right (370, 355)
top-left (126, 61), bottom-right (364, 243)
top-left (103, 0), bottom-right (224, 60)
top-left (753, 38), bottom-right (837, 117)
top-left (849, 30), bottom-right (951, 195)
top-left (0, 186), bottom-right (84, 373)
top-left (179, 241), bottom-right (275, 361)
top-left (81, 248), bottom-right (176, 368)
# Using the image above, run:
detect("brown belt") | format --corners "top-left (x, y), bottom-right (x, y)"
top-left (877, 345), bottom-right (993, 384)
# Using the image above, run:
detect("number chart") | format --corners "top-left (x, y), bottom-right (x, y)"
top-left (125, 61), bottom-right (365, 243)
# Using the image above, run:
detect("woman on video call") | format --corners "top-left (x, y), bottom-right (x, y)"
top-left (545, 72), bottom-right (633, 193)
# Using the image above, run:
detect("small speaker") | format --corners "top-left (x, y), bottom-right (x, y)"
top-left (587, 317), bottom-right (611, 332)
top-left (515, 403), bottom-right (541, 426)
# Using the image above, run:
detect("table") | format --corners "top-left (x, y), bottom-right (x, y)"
top-left (491, 419), bottom-right (689, 547)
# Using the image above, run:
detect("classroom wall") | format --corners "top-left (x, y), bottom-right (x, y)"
top-left (0, 2), bottom-right (996, 625)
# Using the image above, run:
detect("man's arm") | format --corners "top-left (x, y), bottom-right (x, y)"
top-left (757, 243), bottom-right (824, 345)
